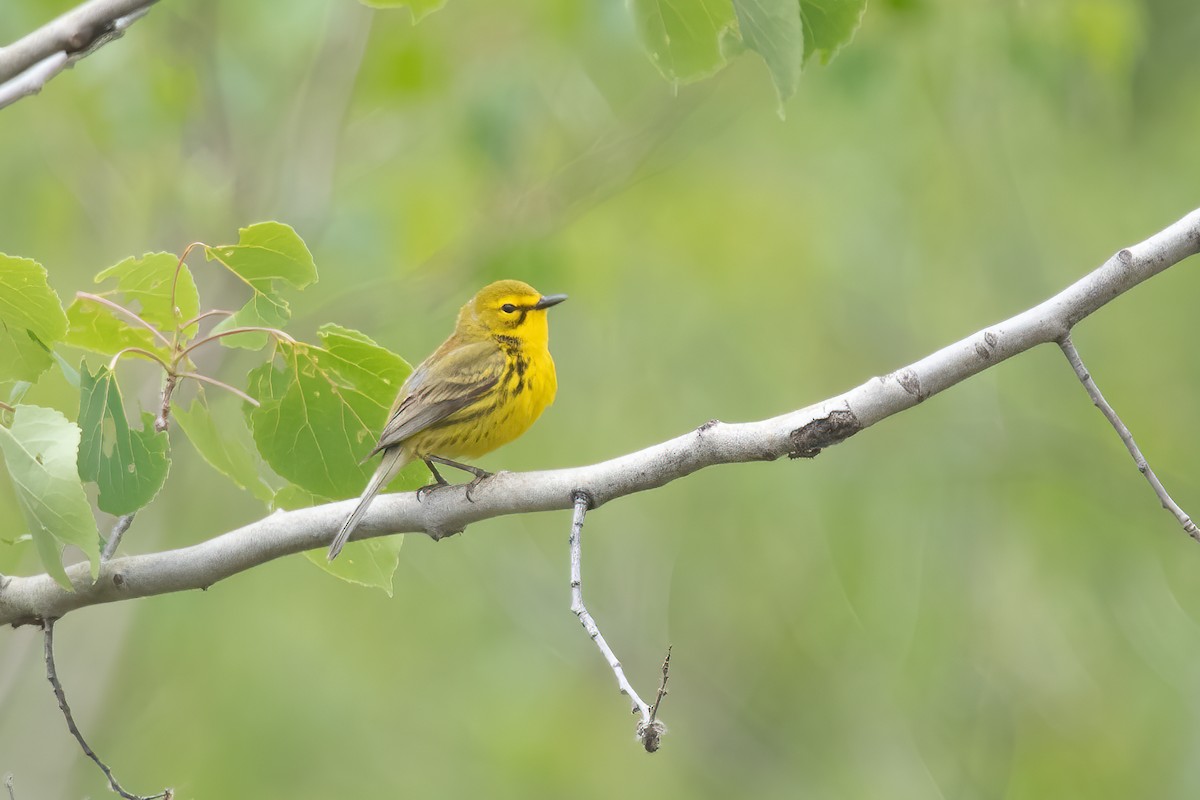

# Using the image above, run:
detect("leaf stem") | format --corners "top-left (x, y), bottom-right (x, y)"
top-left (179, 309), bottom-right (234, 330)
top-left (168, 242), bottom-right (207, 350)
top-left (176, 326), bottom-right (297, 360)
top-left (107, 347), bottom-right (172, 374)
top-left (76, 293), bottom-right (171, 347)
top-left (177, 372), bottom-right (261, 407)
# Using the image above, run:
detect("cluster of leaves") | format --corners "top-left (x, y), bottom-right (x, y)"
top-left (0, 223), bottom-right (425, 593)
top-left (368, 0), bottom-right (866, 112)
top-left (629, 0), bottom-right (868, 110)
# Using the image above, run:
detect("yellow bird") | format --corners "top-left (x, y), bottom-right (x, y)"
top-left (328, 279), bottom-right (567, 560)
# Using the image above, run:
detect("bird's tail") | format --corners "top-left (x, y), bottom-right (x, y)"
top-left (328, 447), bottom-right (410, 561)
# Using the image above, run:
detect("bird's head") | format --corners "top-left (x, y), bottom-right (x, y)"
top-left (458, 279), bottom-right (567, 346)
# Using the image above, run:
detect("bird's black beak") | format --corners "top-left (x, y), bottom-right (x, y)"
top-left (534, 294), bottom-right (568, 310)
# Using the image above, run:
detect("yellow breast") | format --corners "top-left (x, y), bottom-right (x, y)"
top-left (409, 344), bottom-right (557, 460)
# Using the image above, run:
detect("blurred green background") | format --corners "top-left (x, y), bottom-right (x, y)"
top-left (3, 0), bottom-right (1200, 797)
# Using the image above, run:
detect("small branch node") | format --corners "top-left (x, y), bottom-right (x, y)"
top-left (154, 373), bottom-right (180, 433)
top-left (639, 645), bottom-right (673, 751)
top-left (789, 409), bottom-right (861, 459)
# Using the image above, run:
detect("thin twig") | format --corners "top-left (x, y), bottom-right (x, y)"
top-left (1058, 335), bottom-right (1200, 543)
top-left (0, 400), bottom-right (14, 413)
top-left (569, 491), bottom-right (666, 751)
top-left (75, 293), bottom-right (171, 347)
top-left (102, 514), bottom-right (135, 560)
top-left (641, 646), bottom-right (672, 752)
top-left (648, 646), bottom-right (671, 725)
top-left (42, 618), bottom-right (173, 800)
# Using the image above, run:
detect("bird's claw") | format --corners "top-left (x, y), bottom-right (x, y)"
top-left (416, 482), bottom-right (447, 502)
top-left (464, 471), bottom-right (494, 503)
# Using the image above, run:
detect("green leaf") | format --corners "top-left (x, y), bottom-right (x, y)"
top-left (63, 297), bottom-right (160, 356)
top-left (733, 0), bottom-right (803, 111)
top-left (799, 0), bottom-right (867, 65)
top-left (204, 222), bottom-right (317, 350)
top-left (306, 536), bottom-right (406, 595)
top-left (360, 0), bottom-right (447, 23)
top-left (174, 392), bottom-right (274, 503)
top-left (627, 0), bottom-right (865, 108)
top-left (315, 323), bottom-right (412, 400)
top-left (249, 331), bottom-right (425, 592)
top-left (0, 404), bottom-right (100, 589)
top-left (629, 0), bottom-right (738, 84)
top-left (93, 252), bottom-right (201, 338)
top-left (0, 254), bottom-right (69, 384)
top-left (274, 483), bottom-right (407, 596)
top-left (247, 337), bottom-right (423, 500)
top-left (51, 351), bottom-right (80, 388)
top-left (273, 484), bottom-right (334, 511)
top-left (77, 363), bottom-right (171, 515)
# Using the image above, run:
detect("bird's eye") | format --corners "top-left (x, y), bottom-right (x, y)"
top-left (501, 303), bottom-right (517, 314)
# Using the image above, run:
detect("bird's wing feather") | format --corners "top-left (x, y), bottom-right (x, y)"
top-left (370, 339), bottom-right (504, 454)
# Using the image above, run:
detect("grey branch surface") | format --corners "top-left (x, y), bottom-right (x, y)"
top-left (2, 208), bottom-right (1199, 628)
top-left (0, 0), bottom-right (159, 111)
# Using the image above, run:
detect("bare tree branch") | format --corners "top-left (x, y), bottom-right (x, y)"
top-left (1, 208), bottom-right (1199, 628)
top-left (568, 492), bottom-right (666, 751)
top-left (1058, 335), bottom-right (1200, 542)
top-left (42, 618), bottom-right (173, 800)
top-left (0, 0), bottom-right (159, 111)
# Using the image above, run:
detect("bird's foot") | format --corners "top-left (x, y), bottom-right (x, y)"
top-left (418, 458), bottom-right (453, 502)
top-left (416, 482), bottom-right (446, 502)
top-left (464, 470), bottom-right (495, 503)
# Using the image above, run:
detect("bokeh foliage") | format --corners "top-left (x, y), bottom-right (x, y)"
top-left (2, 0), bottom-right (1200, 798)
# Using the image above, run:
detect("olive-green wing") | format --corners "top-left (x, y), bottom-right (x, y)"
top-left (369, 339), bottom-right (504, 455)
